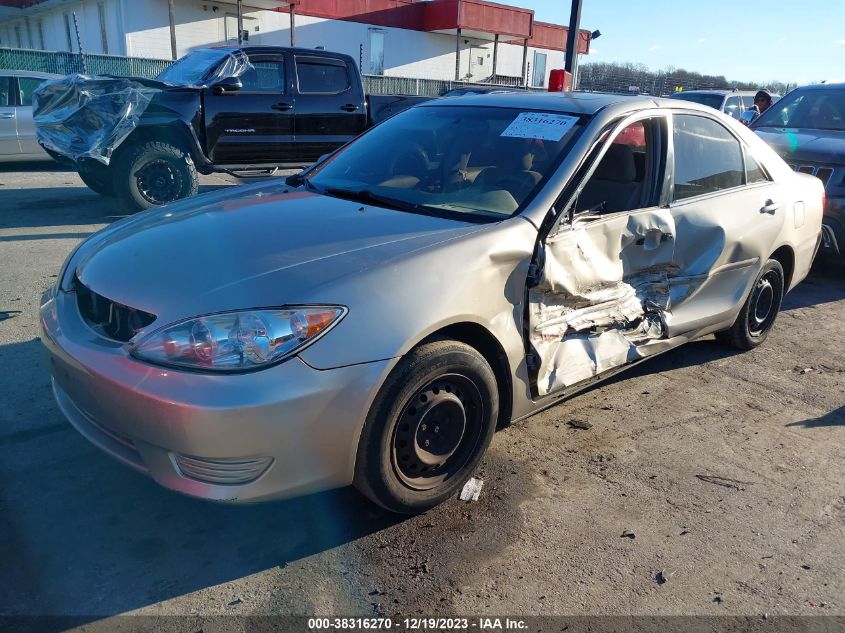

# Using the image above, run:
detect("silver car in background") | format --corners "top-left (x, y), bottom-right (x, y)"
top-left (40, 93), bottom-right (824, 513)
top-left (0, 70), bottom-right (61, 162)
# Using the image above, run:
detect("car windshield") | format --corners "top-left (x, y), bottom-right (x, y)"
top-left (754, 88), bottom-right (845, 131)
top-left (668, 93), bottom-right (725, 109)
top-left (307, 105), bottom-right (586, 220)
top-left (156, 49), bottom-right (230, 86)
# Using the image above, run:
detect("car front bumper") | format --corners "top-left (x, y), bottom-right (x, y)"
top-left (39, 288), bottom-right (392, 503)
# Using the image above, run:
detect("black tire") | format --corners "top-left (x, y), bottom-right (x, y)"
top-left (354, 339), bottom-right (499, 514)
top-left (714, 259), bottom-right (784, 350)
top-left (113, 141), bottom-right (198, 211)
top-left (77, 162), bottom-right (115, 197)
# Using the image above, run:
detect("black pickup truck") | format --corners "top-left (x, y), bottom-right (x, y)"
top-left (34, 46), bottom-right (429, 210)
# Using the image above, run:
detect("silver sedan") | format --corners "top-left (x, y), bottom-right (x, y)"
top-left (0, 70), bottom-right (61, 162)
top-left (40, 93), bottom-right (824, 513)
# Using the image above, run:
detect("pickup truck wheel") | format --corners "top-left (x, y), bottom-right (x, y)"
top-left (77, 162), bottom-right (115, 197)
top-left (354, 339), bottom-right (498, 514)
top-left (114, 141), bottom-right (198, 211)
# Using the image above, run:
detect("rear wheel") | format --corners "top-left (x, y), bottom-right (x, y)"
top-left (354, 339), bottom-right (498, 514)
top-left (114, 141), bottom-right (198, 211)
top-left (77, 161), bottom-right (115, 197)
top-left (715, 259), bottom-right (784, 350)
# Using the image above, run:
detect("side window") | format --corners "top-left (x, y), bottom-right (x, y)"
top-left (296, 58), bottom-right (350, 94)
top-left (672, 114), bottom-right (744, 201)
top-left (19, 77), bottom-right (44, 106)
top-left (0, 77), bottom-right (12, 107)
top-left (744, 148), bottom-right (770, 184)
top-left (575, 118), bottom-right (660, 215)
top-left (724, 96), bottom-right (741, 119)
top-left (239, 59), bottom-right (285, 93)
top-left (741, 95), bottom-right (755, 110)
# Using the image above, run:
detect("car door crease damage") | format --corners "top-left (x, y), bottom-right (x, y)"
top-left (528, 207), bottom-right (679, 396)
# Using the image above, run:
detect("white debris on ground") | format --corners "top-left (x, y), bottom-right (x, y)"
top-left (459, 477), bottom-right (484, 502)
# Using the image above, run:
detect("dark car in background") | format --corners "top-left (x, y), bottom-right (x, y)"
top-left (751, 83), bottom-right (845, 258)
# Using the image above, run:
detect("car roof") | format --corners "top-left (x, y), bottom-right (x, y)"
top-left (0, 70), bottom-right (63, 79)
top-left (207, 44), bottom-right (356, 61)
top-left (791, 82), bottom-right (845, 90)
top-left (417, 90), bottom-right (709, 116)
top-left (419, 90), bottom-right (655, 114)
top-left (669, 89), bottom-right (755, 96)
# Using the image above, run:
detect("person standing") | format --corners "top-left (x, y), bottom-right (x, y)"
top-left (754, 90), bottom-right (774, 114)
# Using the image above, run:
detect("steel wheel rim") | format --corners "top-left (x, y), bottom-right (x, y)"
top-left (392, 373), bottom-right (484, 491)
top-left (748, 271), bottom-right (779, 337)
top-left (136, 159), bottom-right (180, 204)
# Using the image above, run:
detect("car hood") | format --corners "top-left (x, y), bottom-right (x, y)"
top-left (753, 127), bottom-right (845, 164)
top-left (73, 181), bottom-right (483, 323)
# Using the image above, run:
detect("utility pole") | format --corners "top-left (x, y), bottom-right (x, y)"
top-left (237, 0), bottom-right (243, 46)
top-left (564, 0), bottom-right (583, 88)
top-left (167, 0), bottom-right (177, 60)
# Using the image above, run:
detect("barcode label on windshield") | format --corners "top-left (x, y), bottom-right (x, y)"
top-left (501, 112), bottom-right (579, 141)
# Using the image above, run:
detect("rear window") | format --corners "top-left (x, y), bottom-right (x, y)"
top-left (0, 77), bottom-right (11, 107)
top-left (669, 93), bottom-right (724, 110)
top-left (296, 59), bottom-right (350, 94)
top-left (19, 77), bottom-right (45, 106)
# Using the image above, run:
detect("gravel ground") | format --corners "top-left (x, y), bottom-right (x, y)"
top-left (1, 164), bottom-right (844, 624)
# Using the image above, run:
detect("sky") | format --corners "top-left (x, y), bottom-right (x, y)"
top-left (529, 0), bottom-right (845, 85)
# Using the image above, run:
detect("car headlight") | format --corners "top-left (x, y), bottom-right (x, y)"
top-left (130, 306), bottom-right (346, 372)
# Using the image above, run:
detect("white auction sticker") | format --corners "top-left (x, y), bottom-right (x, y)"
top-left (501, 112), bottom-right (579, 141)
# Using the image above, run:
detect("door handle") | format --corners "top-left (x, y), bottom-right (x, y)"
top-left (760, 199), bottom-right (781, 214)
top-left (340, 104), bottom-right (359, 112)
top-left (272, 102), bottom-right (293, 111)
top-left (0, 113), bottom-right (14, 119)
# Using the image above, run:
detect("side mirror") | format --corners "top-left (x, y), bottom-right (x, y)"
top-left (212, 76), bottom-right (243, 95)
top-left (740, 110), bottom-right (757, 126)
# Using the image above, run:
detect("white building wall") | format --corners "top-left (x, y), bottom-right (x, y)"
top-left (0, 2), bottom-right (564, 85)
top-left (0, 0), bottom-right (125, 55)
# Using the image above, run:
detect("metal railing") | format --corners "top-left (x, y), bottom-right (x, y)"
top-left (362, 74), bottom-right (542, 97)
top-left (0, 47), bottom-right (172, 78)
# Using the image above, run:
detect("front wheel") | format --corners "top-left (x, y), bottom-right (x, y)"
top-left (354, 339), bottom-right (499, 514)
top-left (114, 141), bottom-right (198, 211)
top-left (715, 259), bottom-right (784, 350)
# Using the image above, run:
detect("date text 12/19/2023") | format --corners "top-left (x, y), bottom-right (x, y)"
top-left (307, 617), bottom-right (528, 630)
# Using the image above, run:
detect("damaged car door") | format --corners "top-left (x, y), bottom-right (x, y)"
top-left (664, 113), bottom-right (785, 334)
top-left (528, 113), bottom-right (677, 396)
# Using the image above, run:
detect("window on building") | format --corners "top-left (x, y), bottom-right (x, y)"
top-left (14, 24), bottom-right (22, 49)
top-left (532, 51), bottom-right (547, 88)
top-left (368, 29), bottom-right (385, 75)
top-left (98, 3), bottom-right (109, 54)
top-left (477, 56), bottom-right (484, 66)
top-left (64, 13), bottom-right (74, 51)
top-left (673, 114), bottom-right (744, 201)
top-left (36, 19), bottom-right (45, 50)
top-left (296, 58), bottom-right (350, 93)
